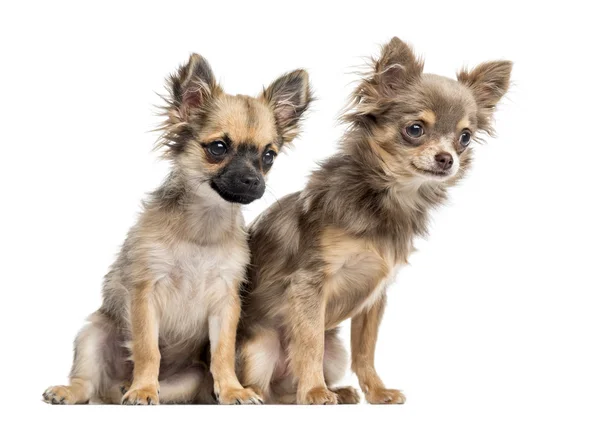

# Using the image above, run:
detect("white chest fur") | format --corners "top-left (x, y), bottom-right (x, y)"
top-left (148, 238), bottom-right (248, 340)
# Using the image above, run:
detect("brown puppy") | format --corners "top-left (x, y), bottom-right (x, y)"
top-left (237, 37), bottom-right (511, 404)
top-left (42, 53), bottom-right (312, 405)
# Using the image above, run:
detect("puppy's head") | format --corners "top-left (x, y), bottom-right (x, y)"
top-left (346, 37), bottom-right (511, 184)
top-left (158, 54), bottom-right (312, 204)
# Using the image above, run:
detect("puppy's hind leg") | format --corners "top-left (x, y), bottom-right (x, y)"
top-left (238, 327), bottom-right (282, 403)
top-left (324, 329), bottom-right (360, 405)
top-left (159, 365), bottom-right (216, 404)
top-left (43, 312), bottom-right (115, 404)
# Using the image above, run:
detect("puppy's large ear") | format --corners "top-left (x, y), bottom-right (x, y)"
top-left (261, 69), bottom-right (312, 144)
top-left (158, 54), bottom-right (222, 156)
top-left (169, 53), bottom-right (221, 121)
top-left (373, 37), bottom-right (423, 97)
top-left (457, 61), bottom-right (512, 134)
top-left (345, 37), bottom-right (423, 124)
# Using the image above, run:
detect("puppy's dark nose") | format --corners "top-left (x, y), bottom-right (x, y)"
top-left (241, 174), bottom-right (261, 189)
top-left (435, 152), bottom-right (453, 171)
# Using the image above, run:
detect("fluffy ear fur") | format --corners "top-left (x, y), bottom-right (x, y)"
top-left (261, 69), bottom-right (312, 144)
top-left (169, 53), bottom-right (221, 121)
top-left (158, 54), bottom-right (222, 156)
top-left (457, 61), bottom-right (512, 134)
top-left (373, 37), bottom-right (423, 97)
top-left (344, 37), bottom-right (423, 124)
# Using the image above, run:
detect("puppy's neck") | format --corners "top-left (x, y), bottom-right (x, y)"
top-left (148, 170), bottom-right (243, 244)
top-left (302, 131), bottom-right (449, 250)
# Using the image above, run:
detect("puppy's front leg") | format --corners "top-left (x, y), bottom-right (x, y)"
top-left (209, 289), bottom-right (262, 404)
top-left (289, 281), bottom-right (337, 405)
top-left (122, 282), bottom-right (161, 405)
top-left (351, 293), bottom-right (405, 404)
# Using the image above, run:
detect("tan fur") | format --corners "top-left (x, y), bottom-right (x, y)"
top-left (419, 109), bottom-right (437, 126)
top-left (321, 228), bottom-right (393, 328)
top-left (200, 95), bottom-right (278, 149)
top-left (239, 327), bottom-right (282, 400)
top-left (209, 292), bottom-right (260, 404)
top-left (125, 280), bottom-right (161, 404)
top-left (351, 295), bottom-right (405, 404)
top-left (43, 53), bottom-right (312, 405)
top-left (235, 37), bottom-right (511, 404)
top-left (457, 116), bottom-right (471, 131)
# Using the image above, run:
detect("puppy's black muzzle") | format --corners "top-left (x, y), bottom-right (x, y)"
top-left (211, 167), bottom-right (265, 205)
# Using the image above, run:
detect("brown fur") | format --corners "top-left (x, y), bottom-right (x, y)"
top-left (236, 37), bottom-right (512, 404)
top-left (43, 53), bottom-right (312, 405)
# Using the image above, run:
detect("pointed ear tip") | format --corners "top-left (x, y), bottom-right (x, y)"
top-left (502, 60), bottom-right (514, 73)
top-left (380, 37), bottom-right (418, 63)
top-left (187, 53), bottom-right (212, 67)
top-left (491, 61), bottom-right (513, 83)
top-left (458, 60), bottom-right (513, 78)
top-left (289, 68), bottom-right (310, 81)
top-left (491, 60), bottom-right (513, 71)
top-left (385, 36), bottom-right (410, 50)
top-left (276, 69), bottom-right (310, 91)
top-left (187, 53), bottom-right (202, 63)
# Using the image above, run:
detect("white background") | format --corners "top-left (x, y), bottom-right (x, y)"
top-left (1, 1), bottom-right (599, 420)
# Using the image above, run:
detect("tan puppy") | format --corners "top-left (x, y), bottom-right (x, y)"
top-left (42, 53), bottom-right (312, 405)
top-left (236, 37), bottom-right (512, 404)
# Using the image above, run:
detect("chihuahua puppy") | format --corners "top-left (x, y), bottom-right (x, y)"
top-left (236, 37), bottom-right (511, 404)
top-left (42, 54), bottom-right (312, 405)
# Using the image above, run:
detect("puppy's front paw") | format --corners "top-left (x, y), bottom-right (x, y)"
top-left (366, 388), bottom-right (405, 404)
top-left (121, 385), bottom-right (159, 405)
top-left (216, 386), bottom-right (263, 405)
top-left (299, 386), bottom-right (338, 405)
top-left (42, 385), bottom-right (76, 405)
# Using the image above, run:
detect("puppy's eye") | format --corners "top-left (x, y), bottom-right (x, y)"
top-left (405, 123), bottom-right (424, 138)
top-left (262, 150), bottom-right (276, 167)
top-left (459, 131), bottom-right (471, 147)
top-left (207, 140), bottom-right (227, 157)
